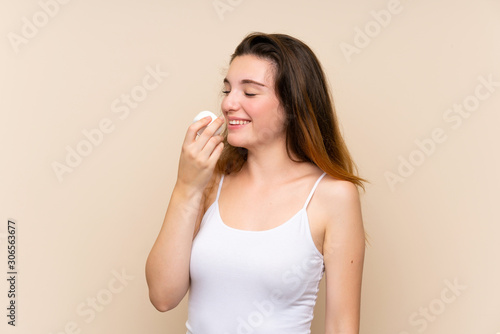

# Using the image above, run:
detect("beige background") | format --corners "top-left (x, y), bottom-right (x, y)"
top-left (1, 0), bottom-right (499, 333)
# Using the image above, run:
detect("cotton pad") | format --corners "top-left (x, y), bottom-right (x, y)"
top-left (193, 111), bottom-right (223, 136)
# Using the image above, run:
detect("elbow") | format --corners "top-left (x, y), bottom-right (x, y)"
top-left (151, 299), bottom-right (169, 313)
top-left (149, 293), bottom-right (180, 312)
top-left (152, 303), bottom-right (170, 313)
top-left (145, 267), bottom-right (188, 312)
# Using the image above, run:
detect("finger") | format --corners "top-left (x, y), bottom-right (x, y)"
top-left (184, 116), bottom-right (213, 144)
top-left (197, 115), bottom-right (225, 142)
top-left (207, 141), bottom-right (225, 166)
top-left (198, 134), bottom-right (224, 161)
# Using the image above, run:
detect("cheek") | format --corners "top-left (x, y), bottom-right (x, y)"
top-left (255, 108), bottom-right (286, 136)
top-left (243, 97), bottom-right (285, 129)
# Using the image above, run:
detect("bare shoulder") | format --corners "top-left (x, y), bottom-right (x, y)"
top-left (312, 175), bottom-right (364, 234)
top-left (320, 175), bottom-right (359, 198)
top-left (316, 175), bottom-right (361, 211)
top-left (309, 174), bottom-right (365, 267)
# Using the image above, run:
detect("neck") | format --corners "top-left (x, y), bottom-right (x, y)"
top-left (240, 136), bottom-right (303, 185)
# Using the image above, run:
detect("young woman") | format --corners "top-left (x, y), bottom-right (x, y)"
top-left (146, 32), bottom-right (366, 334)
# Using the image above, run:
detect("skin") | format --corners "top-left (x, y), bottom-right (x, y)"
top-left (146, 54), bottom-right (365, 334)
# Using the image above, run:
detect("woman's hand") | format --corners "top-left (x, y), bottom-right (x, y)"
top-left (176, 115), bottom-right (225, 193)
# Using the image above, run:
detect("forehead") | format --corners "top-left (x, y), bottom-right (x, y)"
top-left (226, 55), bottom-right (275, 85)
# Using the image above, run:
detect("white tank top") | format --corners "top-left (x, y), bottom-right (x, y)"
top-left (186, 172), bottom-right (327, 334)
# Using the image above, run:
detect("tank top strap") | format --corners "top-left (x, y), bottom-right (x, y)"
top-left (303, 172), bottom-right (327, 209)
top-left (215, 174), bottom-right (225, 201)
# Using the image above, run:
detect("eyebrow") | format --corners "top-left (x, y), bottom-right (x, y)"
top-left (223, 78), bottom-right (266, 87)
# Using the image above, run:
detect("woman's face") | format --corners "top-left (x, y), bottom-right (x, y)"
top-left (221, 54), bottom-right (285, 150)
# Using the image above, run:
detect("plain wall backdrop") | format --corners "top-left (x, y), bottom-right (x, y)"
top-left (1, 0), bottom-right (499, 333)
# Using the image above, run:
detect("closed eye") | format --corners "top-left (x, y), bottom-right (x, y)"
top-left (222, 90), bottom-right (256, 97)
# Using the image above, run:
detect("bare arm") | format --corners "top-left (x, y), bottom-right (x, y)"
top-left (145, 115), bottom-right (225, 312)
top-left (323, 181), bottom-right (366, 334)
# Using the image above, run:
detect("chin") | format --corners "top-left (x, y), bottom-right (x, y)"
top-left (227, 134), bottom-right (248, 149)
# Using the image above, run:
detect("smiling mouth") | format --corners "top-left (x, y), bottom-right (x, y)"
top-left (228, 120), bottom-right (251, 125)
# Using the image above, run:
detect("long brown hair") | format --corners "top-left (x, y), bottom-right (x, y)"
top-left (215, 32), bottom-right (367, 190)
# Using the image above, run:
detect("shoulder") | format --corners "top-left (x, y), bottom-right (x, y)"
top-left (313, 174), bottom-right (364, 235)
top-left (316, 174), bottom-right (361, 210)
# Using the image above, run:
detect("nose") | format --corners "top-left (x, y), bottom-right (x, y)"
top-left (221, 91), bottom-right (240, 114)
